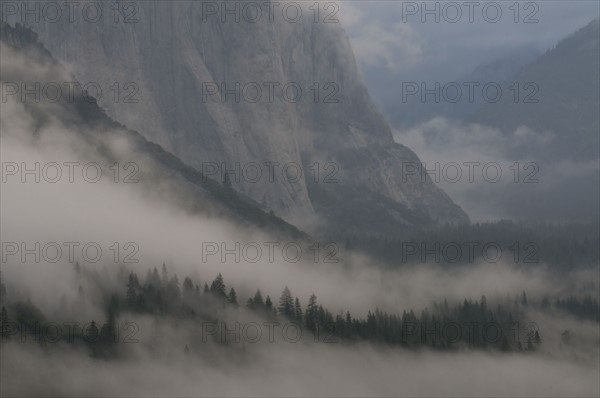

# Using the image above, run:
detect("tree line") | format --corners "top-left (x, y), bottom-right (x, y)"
top-left (0, 266), bottom-right (564, 355)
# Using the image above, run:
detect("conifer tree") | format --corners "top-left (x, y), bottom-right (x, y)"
top-left (306, 294), bottom-right (318, 331)
top-left (210, 273), bottom-right (227, 299)
top-left (265, 295), bottom-right (273, 312)
top-left (0, 306), bottom-right (9, 340)
top-left (278, 286), bottom-right (294, 317)
top-left (168, 275), bottom-right (181, 299)
top-left (294, 297), bottom-right (303, 321)
top-left (182, 277), bottom-right (194, 300)
top-left (183, 277), bottom-right (194, 293)
top-left (161, 263), bottom-right (169, 286)
top-left (228, 288), bottom-right (238, 306)
top-left (152, 267), bottom-right (161, 286)
top-left (102, 295), bottom-right (119, 343)
top-left (252, 289), bottom-right (264, 308)
top-left (126, 273), bottom-right (137, 309)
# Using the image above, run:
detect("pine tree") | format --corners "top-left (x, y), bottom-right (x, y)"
top-left (183, 277), bottom-right (194, 293)
top-left (136, 293), bottom-right (147, 312)
top-left (161, 263), bottom-right (169, 286)
top-left (0, 280), bottom-right (6, 303)
top-left (126, 273), bottom-right (137, 309)
top-left (345, 310), bottom-right (352, 336)
top-left (167, 275), bottom-right (181, 300)
top-left (265, 295), bottom-right (273, 312)
top-left (306, 294), bottom-right (318, 331)
top-left (210, 273), bottom-right (227, 299)
top-left (294, 297), bottom-right (303, 321)
top-left (278, 286), bottom-right (294, 317)
top-left (145, 269), bottom-right (153, 286)
top-left (0, 306), bottom-right (9, 340)
top-left (102, 295), bottom-right (119, 343)
top-left (252, 289), bottom-right (264, 308)
top-left (228, 288), bottom-right (238, 306)
top-left (152, 267), bottom-right (161, 286)
top-left (156, 291), bottom-right (164, 314)
top-left (182, 277), bottom-right (194, 300)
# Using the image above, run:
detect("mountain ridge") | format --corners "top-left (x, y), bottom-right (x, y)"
top-left (0, 20), bottom-right (309, 241)
top-left (3, 1), bottom-right (469, 233)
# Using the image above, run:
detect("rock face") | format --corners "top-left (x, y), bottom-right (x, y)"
top-left (1, 20), bottom-right (308, 240)
top-left (4, 1), bottom-right (469, 232)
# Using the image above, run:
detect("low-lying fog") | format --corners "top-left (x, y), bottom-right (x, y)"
top-left (1, 44), bottom-right (598, 397)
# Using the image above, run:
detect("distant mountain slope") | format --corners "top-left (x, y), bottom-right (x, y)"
top-left (0, 21), bottom-right (307, 240)
top-left (4, 1), bottom-right (469, 233)
top-left (389, 44), bottom-right (541, 129)
top-left (469, 18), bottom-right (600, 161)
